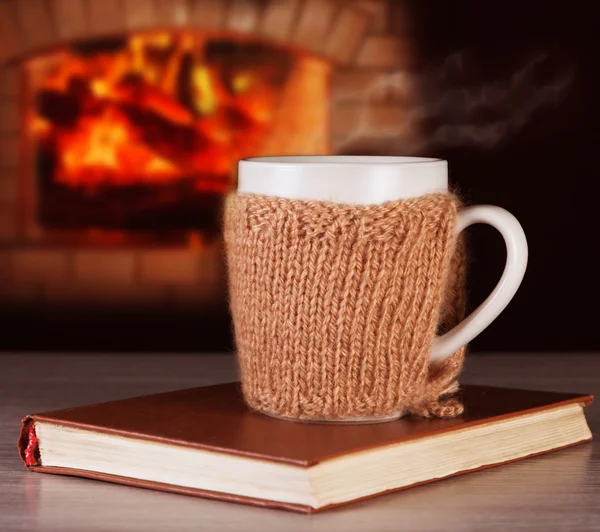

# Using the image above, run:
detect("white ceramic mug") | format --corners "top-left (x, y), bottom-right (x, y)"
top-left (238, 155), bottom-right (528, 362)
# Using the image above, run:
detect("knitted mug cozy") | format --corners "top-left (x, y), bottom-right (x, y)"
top-left (224, 193), bottom-right (468, 421)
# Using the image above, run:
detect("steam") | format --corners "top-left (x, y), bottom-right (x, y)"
top-left (336, 52), bottom-right (574, 154)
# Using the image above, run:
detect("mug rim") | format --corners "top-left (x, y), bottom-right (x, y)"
top-left (237, 156), bottom-right (448, 205)
top-left (241, 156), bottom-right (445, 166)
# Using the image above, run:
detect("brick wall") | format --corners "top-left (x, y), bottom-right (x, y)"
top-left (1, 242), bottom-right (224, 308)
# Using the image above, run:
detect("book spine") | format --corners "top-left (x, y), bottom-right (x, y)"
top-left (18, 416), bottom-right (40, 468)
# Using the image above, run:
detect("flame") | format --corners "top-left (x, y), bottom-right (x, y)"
top-left (56, 106), bottom-right (179, 187)
top-left (91, 79), bottom-right (109, 97)
top-left (192, 65), bottom-right (218, 115)
top-left (27, 32), bottom-right (292, 191)
top-left (232, 72), bottom-right (253, 93)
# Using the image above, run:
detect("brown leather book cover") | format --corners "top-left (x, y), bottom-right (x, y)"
top-left (18, 383), bottom-right (593, 513)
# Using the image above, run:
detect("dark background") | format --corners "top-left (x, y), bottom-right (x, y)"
top-left (405, 0), bottom-right (599, 351)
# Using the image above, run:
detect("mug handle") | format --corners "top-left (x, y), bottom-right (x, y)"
top-left (430, 205), bottom-right (528, 362)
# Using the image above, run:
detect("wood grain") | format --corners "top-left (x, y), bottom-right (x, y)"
top-left (0, 352), bottom-right (598, 531)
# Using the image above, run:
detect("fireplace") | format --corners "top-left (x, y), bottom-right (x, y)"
top-left (25, 32), bottom-right (329, 240)
top-left (0, 0), bottom-right (411, 346)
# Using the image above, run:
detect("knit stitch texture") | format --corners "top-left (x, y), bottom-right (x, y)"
top-left (224, 193), bottom-right (467, 420)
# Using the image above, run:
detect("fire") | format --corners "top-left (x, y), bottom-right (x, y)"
top-left (57, 106), bottom-right (179, 187)
top-left (28, 32), bottom-right (289, 191)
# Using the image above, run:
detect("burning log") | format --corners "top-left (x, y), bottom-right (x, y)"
top-left (36, 89), bottom-right (82, 129)
top-left (115, 74), bottom-right (194, 126)
top-left (36, 75), bottom-right (101, 128)
top-left (120, 101), bottom-right (226, 172)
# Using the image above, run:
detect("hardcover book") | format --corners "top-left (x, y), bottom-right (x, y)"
top-left (18, 383), bottom-right (593, 513)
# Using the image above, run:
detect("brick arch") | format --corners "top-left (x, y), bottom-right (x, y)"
top-left (0, 0), bottom-right (372, 65)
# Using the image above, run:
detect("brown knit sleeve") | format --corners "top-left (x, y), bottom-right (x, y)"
top-left (225, 193), bottom-right (468, 421)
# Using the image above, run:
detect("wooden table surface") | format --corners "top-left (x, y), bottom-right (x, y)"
top-left (1, 352), bottom-right (598, 531)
